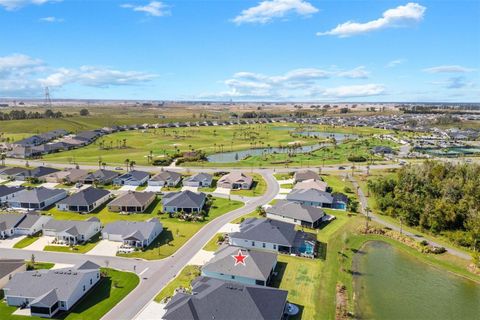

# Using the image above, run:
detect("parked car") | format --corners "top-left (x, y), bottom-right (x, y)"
top-left (115, 167), bottom-right (123, 170)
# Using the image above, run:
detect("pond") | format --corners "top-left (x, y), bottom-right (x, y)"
top-left (353, 241), bottom-right (480, 320)
top-left (206, 131), bottom-right (354, 163)
top-left (420, 146), bottom-right (480, 157)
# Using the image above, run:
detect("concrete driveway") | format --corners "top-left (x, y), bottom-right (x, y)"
top-left (213, 187), bottom-right (231, 195)
top-left (39, 182), bottom-right (59, 189)
top-left (144, 185), bottom-right (162, 192)
top-left (5, 180), bottom-right (24, 187)
top-left (24, 236), bottom-right (55, 251)
top-left (218, 223), bottom-right (240, 233)
top-left (0, 235), bottom-right (26, 248)
top-left (188, 249), bottom-right (215, 266)
top-left (279, 187), bottom-right (292, 194)
top-left (119, 185), bottom-right (137, 192)
top-left (274, 193), bottom-right (287, 199)
top-left (134, 302), bottom-right (167, 320)
top-left (276, 178), bottom-right (294, 184)
top-left (181, 186), bottom-right (198, 192)
top-left (86, 240), bottom-right (121, 256)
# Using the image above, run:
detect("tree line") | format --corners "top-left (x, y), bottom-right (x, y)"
top-left (0, 109), bottom-right (65, 121)
top-left (368, 161), bottom-right (480, 251)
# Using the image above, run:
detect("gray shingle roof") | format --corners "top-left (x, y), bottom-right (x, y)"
top-left (4, 261), bottom-right (99, 304)
top-left (149, 171), bottom-right (181, 182)
top-left (9, 187), bottom-right (67, 204)
top-left (0, 185), bottom-right (25, 198)
top-left (294, 170), bottom-right (321, 182)
top-left (16, 213), bottom-right (48, 229)
top-left (267, 200), bottom-right (325, 224)
top-left (83, 169), bottom-right (120, 181)
top-left (163, 277), bottom-right (288, 320)
top-left (15, 166), bottom-right (60, 179)
top-left (218, 172), bottom-right (253, 185)
top-left (0, 214), bottom-right (28, 231)
top-left (0, 167), bottom-right (28, 176)
top-left (162, 190), bottom-right (206, 208)
top-left (103, 218), bottom-right (161, 241)
top-left (183, 173), bottom-right (212, 184)
top-left (0, 259), bottom-right (25, 279)
top-left (286, 188), bottom-right (333, 204)
top-left (43, 218), bottom-right (100, 235)
top-left (203, 246), bottom-right (277, 282)
top-left (116, 170), bottom-right (150, 182)
top-left (108, 191), bottom-right (155, 207)
top-left (57, 187), bottom-right (110, 206)
top-left (230, 218), bottom-right (297, 247)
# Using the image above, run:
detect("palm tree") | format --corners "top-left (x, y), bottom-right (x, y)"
top-left (124, 158), bottom-right (130, 172)
top-left (129, 160), bottom-right (136, 171)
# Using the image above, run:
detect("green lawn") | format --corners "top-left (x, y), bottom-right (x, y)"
top-left (13, 235), bottom-right (41, 249)
top-left (203, 233), bottom-right (223, 251)
top-left (273, 172), bottom-right (294, 180)
top-left (117, 197), bottom-right (243, 260)
top-left (0, 268), bottom-right (139, 320)
top-left (279, 183), bottom-right (293, 189)
top-left (230, 173), bottom-right (266, 197)
top-left (154, 266), bottom-right (201, 302)
top-left (44, 234), bottom-right (101, 254)
top-left (199, 178), bottom-right (218, 192)
top-left (32, 262), bottom-right (55, 270)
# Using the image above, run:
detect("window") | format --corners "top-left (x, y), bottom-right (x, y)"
top-left (251, 241), bottom-right (255, 246)
top-left (231, 275), bottom-right (235, 279)
top-left (262, 243), bottom-right (266, 248)
top-left (90, 279), bottom-right (92, 285)
top-left (273, 244), bottom-right (277, 250)
top-left (83, 285), bottom-right (86, 291)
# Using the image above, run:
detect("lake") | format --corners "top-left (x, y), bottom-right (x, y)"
top-left (353, 241), bottom-right (480, 320)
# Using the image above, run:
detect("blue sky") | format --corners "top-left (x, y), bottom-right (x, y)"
top-left (0, 0), bottom-right (479, 102)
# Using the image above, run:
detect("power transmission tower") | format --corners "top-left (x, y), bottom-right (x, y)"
top-left (44, 87), bottom-right (52, 107)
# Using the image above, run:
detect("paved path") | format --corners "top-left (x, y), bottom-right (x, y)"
top-left (349, 175), bottom-right (472, 261)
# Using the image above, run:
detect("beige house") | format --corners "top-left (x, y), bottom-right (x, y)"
top-left (108, 191), bottom-right (156, 213)
top-left (293, 179), bottom-right (328, 192)
top-left (217, 172), bottom-right (253, 190)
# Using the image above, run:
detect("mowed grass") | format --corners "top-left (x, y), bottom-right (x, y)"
top-left (42, 123), bottom-right (393, 167)
top-left (154, 265), bottom-right (201, 302)
top-left (42, 197), bottom-right (243, 259)
top-left (13, 234), bottom-right (41, 249)
top-left (0, 268), bottom-right (139, 320)
top-left (202, 233), bottom-right (223, 252)
top-left (230, 173), bottom-right (266, 197)
top-left (44, 234), bottom-right (101, 254)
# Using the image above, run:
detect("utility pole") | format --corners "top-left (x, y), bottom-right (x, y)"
top-left (44, 87), bottom-right (52, 107)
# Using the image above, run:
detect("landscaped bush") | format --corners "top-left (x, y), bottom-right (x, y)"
top-left (347, 155), bottom-right (367, 162)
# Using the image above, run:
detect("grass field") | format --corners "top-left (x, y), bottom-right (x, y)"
top-left (0, 268), bottom-right (139, 320)
top-left (40, 123), bottom-right (392, 167)
top-left (203, 233), bottom-right (223, 251)
top-left (44, 234), bottom-right (101, 254)
top-left (154, 265), bottom-right (201, 302)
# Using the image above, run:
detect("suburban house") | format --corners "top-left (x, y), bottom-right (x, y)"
top-left (101, 218), bottom-right (162, 248)
top-left (182, 173), bottom-right (213, 187)
top-left (332, 193), bottom-right (349, 210)
top-left (8, 188), bottom-right (68, 210)
top-left (163, 277), bottom-right (288, 320)
top-left (201, 246), bottom-right (278, 286)
top-left (56, 187), bottom-right (111, 213)
top-left (3, 261), bottom-right (101, 318)
top-left (44, 169), bottom-right (89, 184)
top-left (286, 188), bottom-right (334, 208)
top-left (371, 146), bottom-right (394, 154)
top-left (293, 170), bottom-right (321, 183)
top-left (43, 217), bottom-right (101, 245)
top-left (148, 171), bottom-right (181, 187)
top-left (0, 259), bottom-right (26, 289)
top-left (266, 200), bottom-right (325, 228)
top-left (0, 185), bottom-right (25, 203)
top-left (0, 213), bottom-right (51, 238)
top-left (81, 169), bottom-right (120, 185)
top-left (0, 167), bottom-right (29, 180)
top-left (107, 191), bottom-right (156, 213)
top-left (229, 218), bottom-right (297, 253)
top-left (112, 170), bottom-right (150, 186)
top-left (217, 172), bottom-right (253, 190)
top-left (293, 179), bottom-right (328, 192)
top-left (14, 166), bottom-right (61, 182)
top-left (161, 190), bottom-right (206, 214)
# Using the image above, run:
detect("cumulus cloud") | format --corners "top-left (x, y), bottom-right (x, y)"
top-left (321, 84), bottom-right (385, 98)
top-left (233, 0), bottom-right (318, 24)
top-left (121, 1), bottom-right (169, 17)
top-left (0, 0), bottom-right (58, 10)
top-left (39, 16), bottom-right (64, 23)
top-left (0, 53), bottom-right (156, 97)
top-left (423, 65), bottom-right (475, 73)
top-left (203, 67), bottom-right (380, 100)
top-left (317, 2), bottom-right (426, 37)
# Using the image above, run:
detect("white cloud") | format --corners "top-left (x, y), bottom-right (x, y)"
top-left (423, 65), bottom-right (475, 73)
top-left (0, 0), bottom-right (58, 10)
top-left (321, 84), bottom-right (385, 98)
top-left (431, 76), bottom-right (475, 89)
top-left (386, 59), bottom-right (405, 68)
top-left (337, 66), bottom-right (369, 79)
top-left (203, 67), bottom-right (380, 100)
top-left (233, 0), bottom-right (318, 24)
top-left (0, 53), bottom-right (156, 97)
top-left (317, 2), bottom-right (426, 37)
top-left (39, 16), bottom-right (64, 23)
top-left (121, 1), bottom-right (169, 17)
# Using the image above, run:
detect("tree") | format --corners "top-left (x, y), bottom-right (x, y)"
top-left (79, 108), bottom-right (90, 116)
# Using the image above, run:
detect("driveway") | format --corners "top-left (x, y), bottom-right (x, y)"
top-left (274, 193), bottom-right (287, 199)
top-left (119, 185), bottom-right (138, 192)
top-left (24, 236), bottom-right (55, 251)
top-left (276, 178), bottom-right (294, 184)
top-left (86, 240), bottom-right (121, 256)
top-left (69, 184), bottom-right (90, 193)
top-left (5, 180), bottom-right (24, 187)
top-left (144, 186), bottom-right (162, 192)
top-left (0, 235), bottom-right (26, 248)
top-left (217, 223), bottom-right (240, 233)
top-left (181, 186), bottom-right (198, 192)
top-left (213, 187), bottom-right (231, 195)
top-left (279, 187), bottom-right (292, 194)
top-left (39, 182), bottom-right (59, 189)
top-left (188, 249), bottom-right (215, 266)
top-left (134, 302), bottom-right (167, 320)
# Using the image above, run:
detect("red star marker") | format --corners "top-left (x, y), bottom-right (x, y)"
top-left (232, 249), bottom-right (248, 266)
